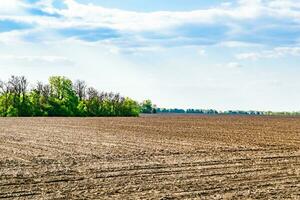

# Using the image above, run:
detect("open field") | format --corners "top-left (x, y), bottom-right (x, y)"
top-left (0, 115), bottom-right (300, 199)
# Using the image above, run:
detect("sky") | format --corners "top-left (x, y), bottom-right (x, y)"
top-left (0, 0), bottom-right (300, 111)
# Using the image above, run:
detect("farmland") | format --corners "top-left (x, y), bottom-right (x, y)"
top-left (0, 115), bottom-right (300, 199)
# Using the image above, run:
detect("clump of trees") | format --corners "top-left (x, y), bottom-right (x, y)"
top-left (140, 100), bottom-right (157, 114)
top-left (157, 108), bottom-right (186, 114)
top-left (263, 111), bottom-right (300, 116)
top-left (156, 108), bottom-right (218, 114)
top-left (156, 108), bottom-right (266, 115)
top-left (156, 108), bottom-right (300, 116)
top-left (0, 76), bottom-right (140, 117)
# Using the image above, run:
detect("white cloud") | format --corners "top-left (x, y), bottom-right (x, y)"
top-left (57, 1), bottom-right (222, 31)
top-left (0, 0), bottom-right (278, 32)
top-left (236, 53), bottom-right (261, 60)
top-left (218, 41), bottom-right (262, 48)
top-left (0, 0), bottom-right (25, 14)
top-left (108, 46), bottom-right (165, 55)
top-left (236, 46), bottom-right (300, 60)
top-left (1, 0), bottom-right (300, 50)
top-left (275, 47), bottom-right (300, 56)
top-left (55, 0), bottom-right (270, 32)
top-left (268, 0), bottom-right (300, 9)
top-left (0, 30), bottom-right (29, 44)
top-left (198, 49), bottom-right (206, 56)
top-left (226, 62), bottom-right (243, 68)
top-left (220, 2), bottom-right (233, 7)
top-left (0, 54), bottom-right (74, 65)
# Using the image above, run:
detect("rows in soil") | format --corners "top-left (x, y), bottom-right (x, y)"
top-left (0, 116), bottom-right (299, 199)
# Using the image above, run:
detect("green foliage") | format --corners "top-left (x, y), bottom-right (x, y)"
top-left (0, 75), bottom-right (140, 117)
top-left (141, 99), bottom-right (156, 114)
top-left (6, 105), bottom-right (18, 117)
top-left (121, 98), bottom-right (141, 117)
top-left (77, 101), bottom-right (88, 116)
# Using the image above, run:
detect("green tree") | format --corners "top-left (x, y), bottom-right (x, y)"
top-left (121, 98), bottom-right (140, 117)
top-left (141, 100), bottom-right (156, 114)
top-left (48, 76), bottom-right (79, 116)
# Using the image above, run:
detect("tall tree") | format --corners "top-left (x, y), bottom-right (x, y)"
top-left (73, 80), bottom-right (86, 101)
top-left (141, 100), bottom-right (154, 114)
top-left (48, 76), bottom-right (78, 116)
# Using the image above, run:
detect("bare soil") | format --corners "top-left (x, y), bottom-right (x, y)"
top-left (0, 115), bottom-right (300, 199)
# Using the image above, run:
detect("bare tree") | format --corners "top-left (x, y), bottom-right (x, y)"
top-left (98, 92), bottom-right (105, 102)
top-left (113, 93), bottom-right (121, 103)
top-left (19, 76), bottom-right (28, 104)
top-left (0, 80), bottom-right (11, 97)
top-left (35, 81), bottom-right (44, 94)
top-left (108, 92), bottom-right (114, 101)
top-left (8, 76), bottom-right (20, 94)
top-left (5, 76), bottom-right (28, 113)
top-left (42, 84), bottom-right (51, 100)
top-left (0, 80), bottom-right (5, 95)
top-left (8, 76), bottom-right (22, 106)
top-left (87, 87), bottom-right (98, 100)
top-left (33, 81), bottom-right (50, 100)
top-left (73, 80), bottom-right (86, 101)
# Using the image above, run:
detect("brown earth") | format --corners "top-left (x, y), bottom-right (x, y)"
top-left (0, 115), bottom-right (300, 199)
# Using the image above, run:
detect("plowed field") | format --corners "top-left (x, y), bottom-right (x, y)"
top-left (0, 115), bottom-right (300, 199)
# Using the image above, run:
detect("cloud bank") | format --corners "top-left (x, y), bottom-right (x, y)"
top-left (0, 0), bottom-right (299, 51)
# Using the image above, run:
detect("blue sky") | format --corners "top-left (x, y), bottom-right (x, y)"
top-left (76, 0), bottom-right (224, 11)
top-left (0, 0), bottom-right (300, 111)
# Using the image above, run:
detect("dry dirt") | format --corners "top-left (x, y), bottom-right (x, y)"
top-left (0, 115), bottom-right (300, 199)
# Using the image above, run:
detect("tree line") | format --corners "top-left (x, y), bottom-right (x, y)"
top-left (0, 76), bottom-right (141, 117)
top-left (157, 108), bottom-right (219, 114)
top-left (1, 77), bottom-right (298, 117)
top-left (156, 108), bottom-right (300, 116)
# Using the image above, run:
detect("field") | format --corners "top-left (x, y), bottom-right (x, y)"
top-left (0, 115), bottom-right (300, 199)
